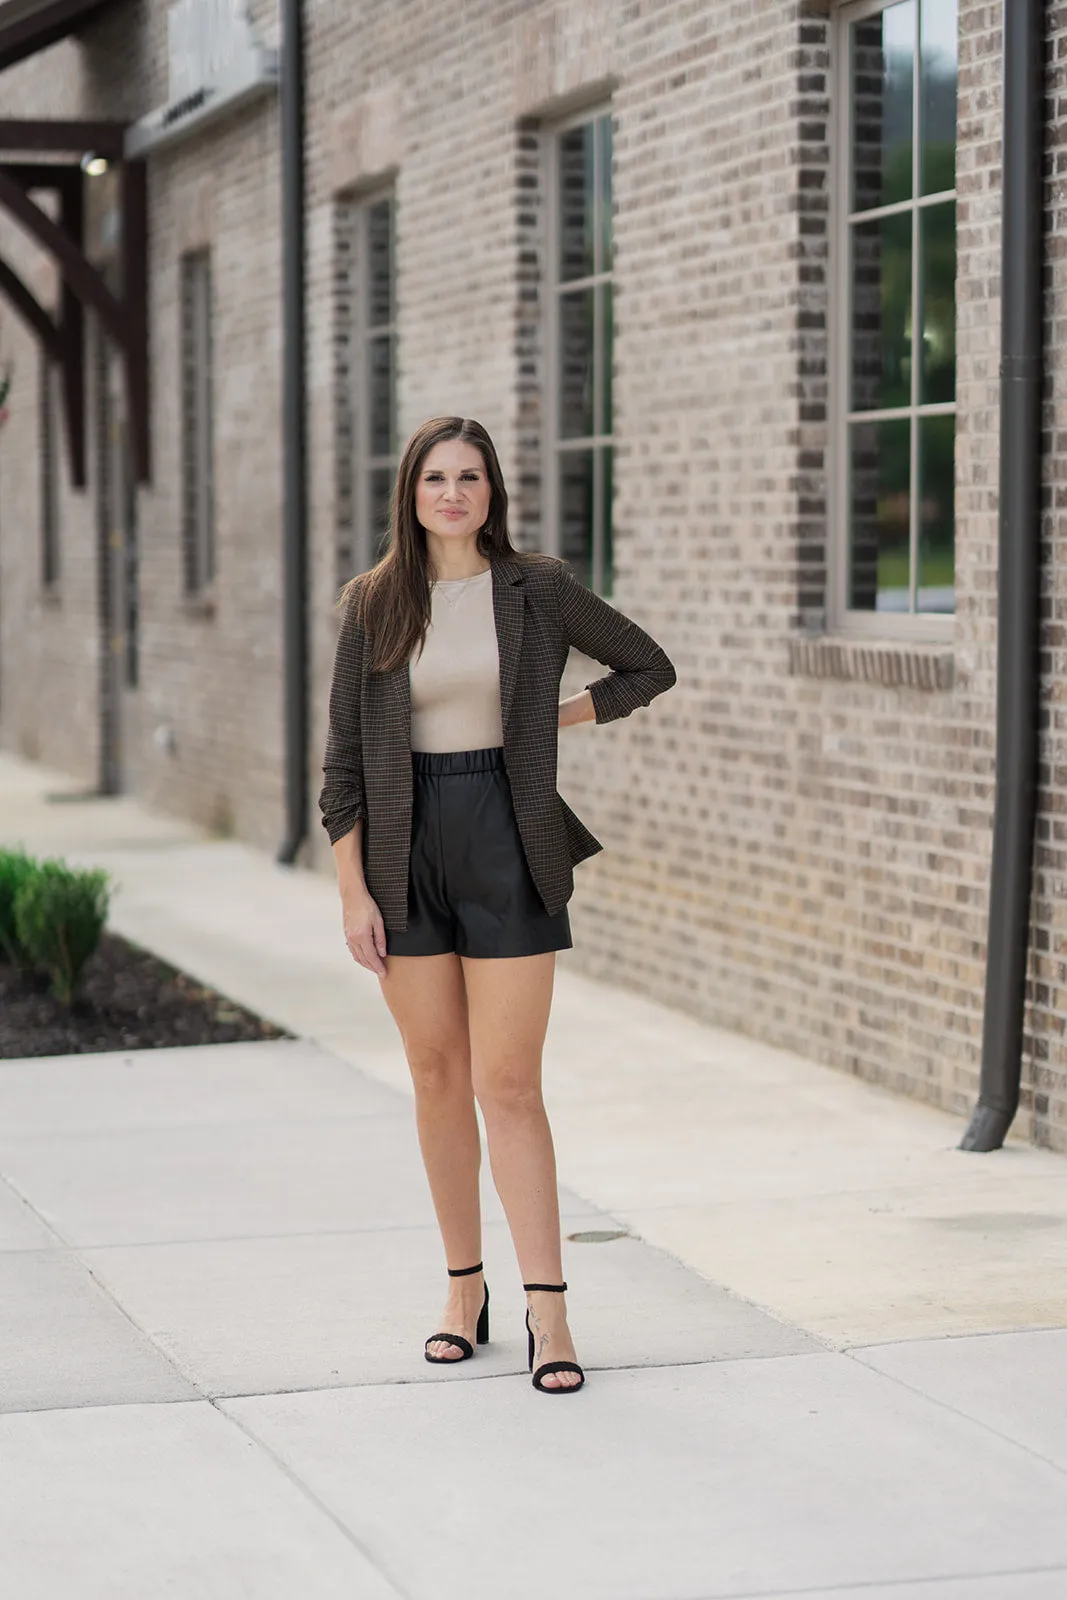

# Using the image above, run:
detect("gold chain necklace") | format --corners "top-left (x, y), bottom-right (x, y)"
top-left (433, 569), bottom-right (490, 610)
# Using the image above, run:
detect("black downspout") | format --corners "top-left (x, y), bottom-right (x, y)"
top-left (960, 0), bottom-right (1045, 1152)
top-left (277, 0), bottom-right (308, 866)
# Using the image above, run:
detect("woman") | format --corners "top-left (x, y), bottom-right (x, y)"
top-left (319, 416), bottom-right (675, 1394)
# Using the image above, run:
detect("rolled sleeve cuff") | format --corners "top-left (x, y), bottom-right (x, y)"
top-left (586, 676), bottom-right (619, 725)
top-left (320, 798), bottom-right (366, 845)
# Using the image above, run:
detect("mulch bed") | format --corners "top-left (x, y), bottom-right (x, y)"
top-left (0, 931), bottom-right (291, 1059)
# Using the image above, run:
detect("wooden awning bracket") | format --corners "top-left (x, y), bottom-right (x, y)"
top-left (0, 120), bottom-right (149, 485)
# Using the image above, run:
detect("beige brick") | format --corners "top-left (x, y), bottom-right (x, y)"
top-left (1, 1), bottom-right (1064, 1151)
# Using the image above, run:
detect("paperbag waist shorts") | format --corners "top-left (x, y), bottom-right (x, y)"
top-left (385, 747), bottom-right (572, 960)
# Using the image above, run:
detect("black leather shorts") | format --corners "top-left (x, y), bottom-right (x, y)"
top-left (385, 747), bottom-right (573, 960)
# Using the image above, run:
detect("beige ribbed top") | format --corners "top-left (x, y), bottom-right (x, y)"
top-left (409, 569), bottom-right (504, 753)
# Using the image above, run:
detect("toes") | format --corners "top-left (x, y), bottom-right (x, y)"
top-left (539, 1368), bottom-right (581, 1389)
top-left (428, 1340), bottom-right (463, 1361)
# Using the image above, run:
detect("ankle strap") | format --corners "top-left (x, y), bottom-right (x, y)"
top-left (523, 1281), bottom-right (567, 1293)
top-left (448, 1262), bottom-right (484, 1277)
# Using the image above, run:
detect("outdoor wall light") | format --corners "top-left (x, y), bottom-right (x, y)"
top-left (79, 153), bottom-right (110, 177)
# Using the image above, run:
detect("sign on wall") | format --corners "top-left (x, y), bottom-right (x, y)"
top-left (125, 0), bottom-right (278, 158)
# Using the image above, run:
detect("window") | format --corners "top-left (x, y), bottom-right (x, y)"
top-left (835, 0), bottom-right (957, 629)
top-left (546, 109), bottom-right (614, 595)
top-left (40, 354), bottom-right (60, 590)
top-left (180, 250), bottom-right (215, 593)
top-left (336, 192), bottom-right (398, 579)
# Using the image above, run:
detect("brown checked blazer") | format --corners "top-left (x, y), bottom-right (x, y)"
top-left (318, 553), bottom-right (677, 931)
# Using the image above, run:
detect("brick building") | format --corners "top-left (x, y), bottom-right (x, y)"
top-left (1, 1), bottom-right (1063, 1149)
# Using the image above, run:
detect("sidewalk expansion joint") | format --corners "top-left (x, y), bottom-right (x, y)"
top-left (215, 1398), bottom-right (414, 1600)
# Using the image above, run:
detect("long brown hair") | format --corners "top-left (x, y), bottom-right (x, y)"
top-left (340, 416), bottom-right (526, 673)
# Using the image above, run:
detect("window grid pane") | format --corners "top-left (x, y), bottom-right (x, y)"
top-left (851, 1), bottom-right (916, 213)
top-left (919, 199), bottom-right (956, 404)
top-left (844, 0), bottom-right (956, 620)
top-left (552, 111), bottom-right (613, 593)
top-left (921, 0), bottom-right (958, 195)
top-left (359, 198), bottom-right (397, 569)
top-left (559, 288), bottom-right (594, 439)
top-left (366, 199), bottom-right (394, 328)
top-left (559, 124), bottom-right (595, 283)
top-left (180, 251), bottom-right (214, 594)
top-left (918, 412), bottom-right (955, 610)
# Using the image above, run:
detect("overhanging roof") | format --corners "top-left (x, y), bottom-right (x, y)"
top-left (0, 0), bottom-right (112, 74)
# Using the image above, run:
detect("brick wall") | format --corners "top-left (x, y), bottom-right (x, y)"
top-left (0, 1), bottom-right (287, 846)
top-left (545, 0), bottom-right (1004, 1136)
top-left (2, 1), bottom-right (1064, 1149)
top-left (0, 40), bottom-right (99, 785)
top-left (1028, 2), bottom-right (1067, 1148)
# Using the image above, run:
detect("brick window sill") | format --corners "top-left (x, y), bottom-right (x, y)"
top-left (181, 591), bottom-right (217, 621)
top-left (788, 633), bottom-right (954, 692)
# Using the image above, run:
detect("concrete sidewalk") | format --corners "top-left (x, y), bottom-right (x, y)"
top-left (1, 750), bottom-right (1066, 1599)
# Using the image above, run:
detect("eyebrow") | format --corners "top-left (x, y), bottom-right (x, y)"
top-left (422, 466), bottom-right (483, 473)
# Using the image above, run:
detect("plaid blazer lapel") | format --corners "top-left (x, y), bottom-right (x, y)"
top-left (492, 559), bottom-right (525, 734)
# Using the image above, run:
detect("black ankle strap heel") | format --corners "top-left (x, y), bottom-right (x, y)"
top-left (424, 1262), bottom-right (489, 1364)
top-left (523, 1281), bottom-right (585, 1394)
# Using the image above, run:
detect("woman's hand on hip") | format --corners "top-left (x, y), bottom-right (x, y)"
top-left (342, 888), bottom-right (387, 975)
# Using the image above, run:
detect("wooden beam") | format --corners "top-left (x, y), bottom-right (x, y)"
top-left (1, 160), bottom-right (80, 189)
top-left (0, 167), bottom-right (125, 344)
top-left (58, 167), bottom-right (86, 487)
top-left (0, 2), bottom-right (111, 75)
top-left (0, 255), bottom-right (62, 361)
top-left (0, 118), bottom-right (126, 159)
top-left (0, 127), bottom-right (151, 485)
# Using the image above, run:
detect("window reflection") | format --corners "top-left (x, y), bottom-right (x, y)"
top-left (553, 112), bottom-right (614, 594)
top-left (851, 213), bottom-right (912, 414)
top-left (846, 0), bottom-right (957, 619)
top-left (920, 201), bottom-right (955, 404)
top-left (559, 450), bottom-right (594, 592)
top-left (559, 125), bottom-right (595, 283)
top-left (852, 2), bottom-right (915, 213)
top-left (849, 418), bottom-right (911, 612)
top-left (918, 414), bottom-right (955, 611)
top-left (921, 0), bottom-right (958, 195)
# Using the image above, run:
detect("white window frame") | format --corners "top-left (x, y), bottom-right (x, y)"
top-left (180, 248), bottom-right (215, 594)
top-left (348, 187), bottom-right (398, 574)
top-left (543, 104), bottom-right (614, 595)
top-left (830, 0), bottom-right (957, 642)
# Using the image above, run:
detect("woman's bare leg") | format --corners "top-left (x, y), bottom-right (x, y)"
top-left (379, 953), bottom-right (484, 1358)
top-left (462, 952), bottom-right (581, 1389)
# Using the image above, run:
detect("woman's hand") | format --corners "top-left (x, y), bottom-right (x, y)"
top-left (341, 887), bottom-right (388, 975)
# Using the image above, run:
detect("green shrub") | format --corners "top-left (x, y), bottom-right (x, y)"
top-left (13, 861), bottom-right (111, 1004)
top-left (0, 848), bottom-right (39, 966)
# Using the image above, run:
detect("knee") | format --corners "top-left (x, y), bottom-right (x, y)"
top-left (405, 1040), bottom-right (470, 1099)
top-left (474, 1062), bottom-right (545, 1123)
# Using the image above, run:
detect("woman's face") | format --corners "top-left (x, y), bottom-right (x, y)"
top-left (414, 440), bottom-right (492, 546)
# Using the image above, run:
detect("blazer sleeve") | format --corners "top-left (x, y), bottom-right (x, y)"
top-left (554, 562), bottom-right (677, 724)
top-left (318, 594), bottom-right (368, 844)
